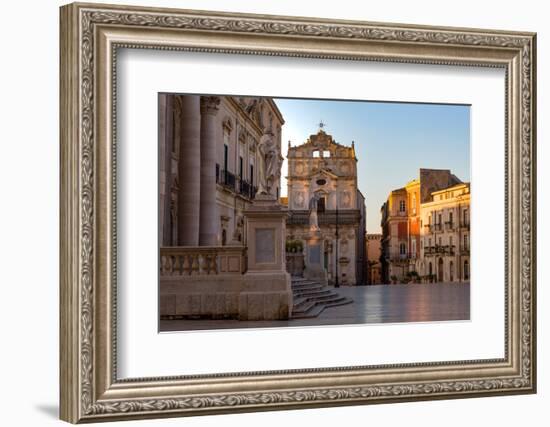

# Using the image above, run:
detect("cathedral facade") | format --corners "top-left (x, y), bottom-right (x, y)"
top-left (285, 128), bottom-right (366, 286)
top-left (159, 94), bottom-right (284, 248)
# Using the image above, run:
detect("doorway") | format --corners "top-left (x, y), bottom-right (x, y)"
top-left (438, 258), bottom-right (444, 282)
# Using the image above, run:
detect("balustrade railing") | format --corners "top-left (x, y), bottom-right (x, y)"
top-left (160, 246), bottom-right (246, 276)
top-left (429, 223), bottom-right (443, 232)
top-left (444, 221), bottom-right (455, 230)
top-left (424, 245), bottom-right (456, 256)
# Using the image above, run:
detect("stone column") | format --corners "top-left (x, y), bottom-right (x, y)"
top-left (158, 94), bottom-right (168, 246)
top-left (177, 95), bottom-right (201, 246)
top-left (159, 94), bottom-right (174, 246)
top-left (199, 96), bottom-right (220, 246)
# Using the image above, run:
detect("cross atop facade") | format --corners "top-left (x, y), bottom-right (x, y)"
top-left (318, 120), bottom-right (326, 130)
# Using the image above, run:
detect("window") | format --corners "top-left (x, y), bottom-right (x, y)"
top-left (463, 234), bottom-right (468, 248)
top-left (438, 213), bottom-right (442, 224)
top-left (428, 238), bottom-right (432, 247)
top-left (449, 236), bottom-right (453, 247)
top-left (412, 194), bottom-right (417, 215)
top-left (399, 200), bottom-right (406, 212)
top-left (239, 156), bottom-right (243, 178)
top-left (463, 208), bottom-right (469, 224)
top-left (312, 150), bottom-right (320, 158)
top-left (223, 144), bottom-right (228, 172)
top-left (250, 164), bottom-right (254, 187)
top-left (317, 196), bottom-right (326, 213)
top-left (399, 243), bottom-right (406, 255)
top-left (449, 212), bottom-right (453, 224)
top-left (411, 239), bottom-right (416, 254)
top-left (438, 237), bottom-right (442, 246)
top-left (323, 150), bottom-right (330, 157)
top-left (464, 260), bottom-right (470, 280)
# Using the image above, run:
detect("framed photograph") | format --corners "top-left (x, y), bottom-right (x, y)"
top-left (60, 2), bottom-right (536, 423)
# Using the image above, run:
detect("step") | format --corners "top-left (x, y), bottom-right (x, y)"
top-left (291, 281), bottom-right (322, 287)
top-left (291, 284), bottom-right (325, 293)
top-left (325, 297), bottom-right (354, 308)
top-left (292, 289), bottom-right (332, 299)
top-left (292, 304), bottom-right (326, 319)
top-left (291, 300), bottom-right (317, 314)
top-left (290, 279), bottom-right (319, 283)
top-left (294, 292), bottom-right (343, 305)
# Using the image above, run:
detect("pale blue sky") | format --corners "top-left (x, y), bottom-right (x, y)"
top-left (274, 98), bottom-right (470, 233)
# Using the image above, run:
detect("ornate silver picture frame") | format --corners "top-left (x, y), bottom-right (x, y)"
top-left (60, 2), bottom-right (536, 423)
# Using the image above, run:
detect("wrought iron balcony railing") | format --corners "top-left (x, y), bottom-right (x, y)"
top-left (215, 164), bottom-right (256, 199)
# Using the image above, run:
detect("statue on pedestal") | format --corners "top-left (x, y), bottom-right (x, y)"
top-left (308, 194), bottom-right (321, 232)
top-left (257, 132), bottom-right (280, 198)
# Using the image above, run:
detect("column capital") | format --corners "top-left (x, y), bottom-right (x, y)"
top-left (200, 96), bottom-right (221, 115)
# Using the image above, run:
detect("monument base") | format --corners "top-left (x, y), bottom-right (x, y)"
top-left (240, 195), bottom-right (293, 320)
top-left (240, 271), bottom-right (292, 320)
top-left (304, 230), bottom-right (328, 286)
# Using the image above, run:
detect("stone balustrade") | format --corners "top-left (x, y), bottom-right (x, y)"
top-left (160, 246), bottom-right (246, 276)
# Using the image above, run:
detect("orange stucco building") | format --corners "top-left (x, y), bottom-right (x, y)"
top-left (381, 168), bottom-right (469, 284)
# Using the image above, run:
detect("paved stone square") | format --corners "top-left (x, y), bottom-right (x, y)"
top-left (159, 282), bottom-right (470, 332)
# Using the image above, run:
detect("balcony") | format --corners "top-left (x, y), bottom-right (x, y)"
top-left (216, 164), bottom-right (257, 200)
top-left (389, 254), bottom-right (409, 262)
top-left (424, 246), bottom-right (436, 256)
top-left (459, 220), bottom-right (470, 230)
top-left (428, 223), bottom-right (443, 233)
top-left (424, 245), bottom-right (455, 256)
top-left (237, 178), bottom-right (258, 199)
top-left (444, 221), bottom-right (456, 231)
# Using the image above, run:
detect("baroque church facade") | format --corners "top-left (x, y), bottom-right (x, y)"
top-left (285, 128), bottom-right (366, 286)
top-left (159, 94), bottom-right (284, 248)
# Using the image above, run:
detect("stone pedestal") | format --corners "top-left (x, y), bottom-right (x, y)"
top-left (304, 230), bottom-right (328, 286)
top-left (240, 195), bottom-right (293, 320)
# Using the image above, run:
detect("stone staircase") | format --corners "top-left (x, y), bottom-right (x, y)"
top-left (291, 277), bottom-right (353, 319)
